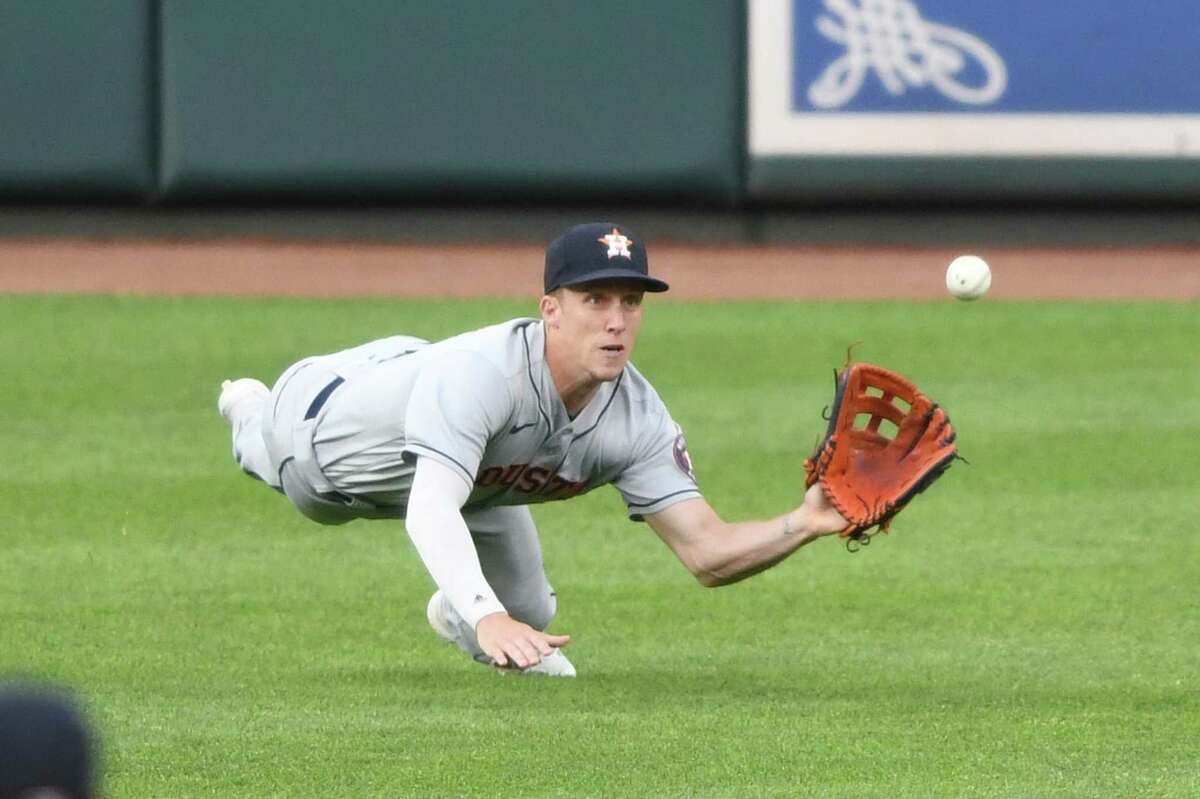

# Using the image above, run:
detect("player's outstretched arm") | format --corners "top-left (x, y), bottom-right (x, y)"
top-left (407, 457), bottom-right (570, 669)
top-left (644, 484), bottom-right (848, 587)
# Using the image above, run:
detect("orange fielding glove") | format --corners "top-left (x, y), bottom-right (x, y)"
top-left (804, 362), bottom-right (960, 549)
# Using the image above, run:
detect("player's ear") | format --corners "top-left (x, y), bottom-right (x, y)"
top-left (539, 293), bottom-right (560, 326)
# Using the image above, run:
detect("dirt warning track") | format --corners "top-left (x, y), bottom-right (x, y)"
top-left (1, 240), bottom-right (1197, 300)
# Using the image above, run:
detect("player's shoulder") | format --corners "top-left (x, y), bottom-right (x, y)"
top-left (614, 361), bottom-right (671, 420)
top-left (603, 363), bottom-right (683, 459)
top-left (425, 318), bottom-right (539, 378)
top-left (618, 360), bottom-right (662, 398)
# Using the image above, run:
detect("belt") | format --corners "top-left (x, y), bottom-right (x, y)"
top-left (304, 376), bottom-right (344, 420)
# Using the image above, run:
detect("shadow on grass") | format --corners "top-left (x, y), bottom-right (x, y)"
top-left (315, 659), bottom-right (1174, 719)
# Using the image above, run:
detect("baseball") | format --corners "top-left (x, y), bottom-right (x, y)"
top-left (945, 255), bottom-right (991, 300)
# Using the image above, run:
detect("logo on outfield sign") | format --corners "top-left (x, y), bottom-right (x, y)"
top-left (807, 0), bottom-right (1007, 109)
top-left (749, 0), bottom-right (1200, 158)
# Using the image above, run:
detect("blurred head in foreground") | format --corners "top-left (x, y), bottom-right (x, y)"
top-left (0, 684), bottom-right (96, 799)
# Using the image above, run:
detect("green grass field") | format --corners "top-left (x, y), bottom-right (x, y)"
top-left (2, 294), bottom-right (1198, 798)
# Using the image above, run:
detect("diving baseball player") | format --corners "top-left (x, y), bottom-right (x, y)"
top-left (218, 223), bottom-right (850, 676)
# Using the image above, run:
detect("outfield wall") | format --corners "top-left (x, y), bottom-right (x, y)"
top-left (0, 1), bottom-right (156, 198)
top-left (2, 1), bottom-right (1198, 205)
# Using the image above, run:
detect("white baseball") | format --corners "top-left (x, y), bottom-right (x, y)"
top-left (946, 255), bottom-right (991, 300)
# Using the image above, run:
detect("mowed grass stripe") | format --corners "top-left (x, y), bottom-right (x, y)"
top-left (1, 295), bottom-right (1196, 798)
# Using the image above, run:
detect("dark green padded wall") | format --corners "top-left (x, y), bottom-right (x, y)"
top-left (0, 1), bottom-right (155, 197)
top-left (159, 1), bottom-right (742, 203)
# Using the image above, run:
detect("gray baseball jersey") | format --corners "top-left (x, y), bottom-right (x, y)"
top-left (308, 318), bottom-right (701, 520)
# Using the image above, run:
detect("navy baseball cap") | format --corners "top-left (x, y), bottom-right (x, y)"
top-left (544, 223), bottom-right (669, 294)
top-left (0, 685), bottom-right (96, 799)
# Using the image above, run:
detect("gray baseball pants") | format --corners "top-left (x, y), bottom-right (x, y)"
top-left (225, 345), bottom-right (558, 653)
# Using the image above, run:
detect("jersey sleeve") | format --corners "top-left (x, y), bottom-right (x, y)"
top-left (613, 405), bottom-right (702, 521)
top-left (401, 350), bottom-right (512, 485)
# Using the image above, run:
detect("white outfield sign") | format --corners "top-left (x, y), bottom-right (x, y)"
top-left (749, 0), bottom-right (1200, 157)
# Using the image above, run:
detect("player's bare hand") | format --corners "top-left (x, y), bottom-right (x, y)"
top-left (476, 612), bottom-right (570, 669)
top-left (797, 482), bottom-right (850, 537)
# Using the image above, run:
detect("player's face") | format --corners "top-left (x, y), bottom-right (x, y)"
top-left (544, 282), bottom-right (645, 382)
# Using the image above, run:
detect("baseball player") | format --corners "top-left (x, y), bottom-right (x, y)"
top-left (218, 222), bottom-right (850, 677)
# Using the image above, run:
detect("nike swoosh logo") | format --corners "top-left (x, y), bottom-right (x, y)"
top-left (509, 421), bottom-right (538, 434)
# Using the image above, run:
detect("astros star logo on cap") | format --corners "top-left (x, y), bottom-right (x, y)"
top-left (597, 227), bottom-right (633, 259)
